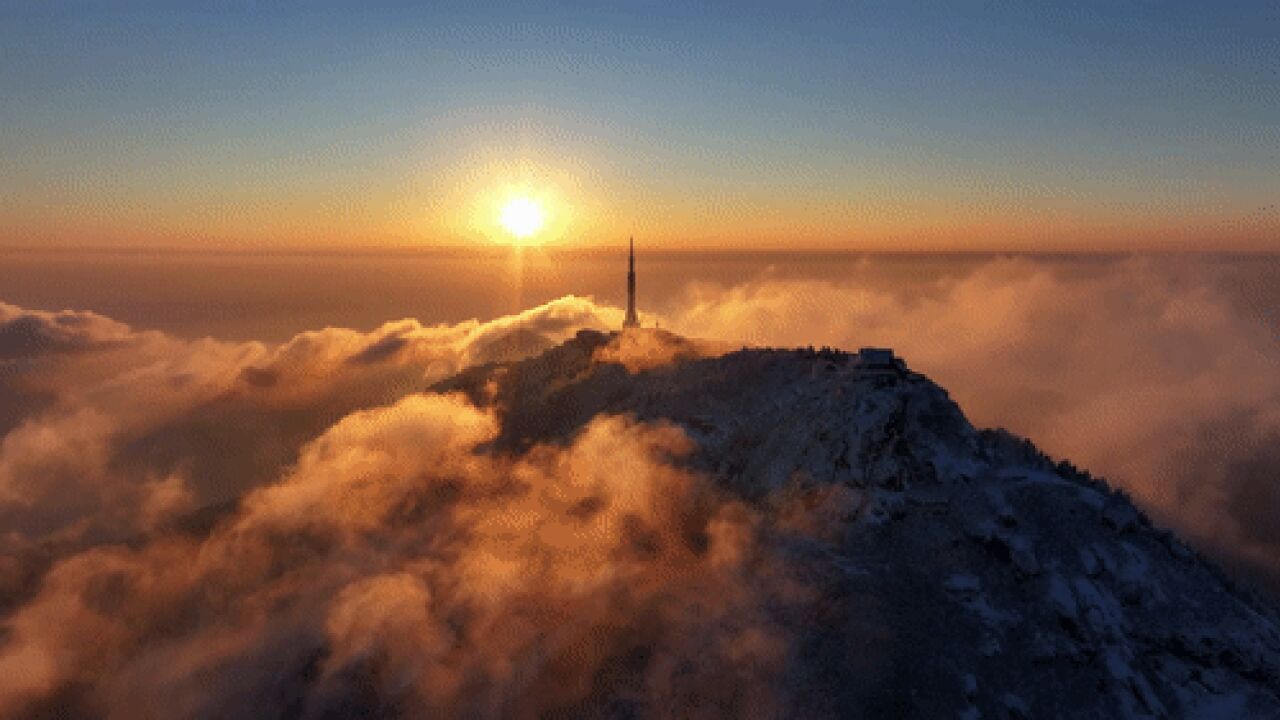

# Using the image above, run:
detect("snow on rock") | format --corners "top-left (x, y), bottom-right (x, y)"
top-left (437, 330), bottom-right (1280, 719)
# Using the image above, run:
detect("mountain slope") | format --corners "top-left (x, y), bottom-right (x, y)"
top-left (437, 328), bottom-right (1280, 719)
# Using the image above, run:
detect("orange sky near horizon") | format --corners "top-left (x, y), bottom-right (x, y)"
top-left (5, 186), bottom-right (1275, 253)
top-left (5, 130), bottom-right (1277, 252)
top-left (4, 139), bottom-right (1277, 253)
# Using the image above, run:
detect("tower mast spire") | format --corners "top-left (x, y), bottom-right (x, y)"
top-left (624, 236), bottom-right (639, 328)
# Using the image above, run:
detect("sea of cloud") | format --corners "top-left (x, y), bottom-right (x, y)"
top-left (0, 297), bottom-right (857, 718)
top-left (0, 254), bottom-right (1276, 716)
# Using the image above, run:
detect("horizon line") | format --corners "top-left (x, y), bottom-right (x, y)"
top-left (2, 242), bottom-right (1278, 258)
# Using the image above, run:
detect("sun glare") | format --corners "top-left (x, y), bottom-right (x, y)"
top-left (499, 197), bottom-right (546, 241)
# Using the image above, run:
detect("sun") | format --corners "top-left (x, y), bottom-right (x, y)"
top-left (499, 197), bottom-right (546, 241)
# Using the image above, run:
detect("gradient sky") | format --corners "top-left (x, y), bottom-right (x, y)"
top-left (2, 0), bottom-right (1277, 251)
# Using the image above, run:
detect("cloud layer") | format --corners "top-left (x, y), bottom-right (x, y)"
top-left (0, 254), bottom-right (1277, 716)
top-left (0, 316), bottom-right (848, 717)
top-left (0, 298), bottom-right (617, 602)
top-left (0, 394), bottom-right (815, 717)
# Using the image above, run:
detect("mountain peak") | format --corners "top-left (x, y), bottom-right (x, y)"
top-left (437, 331), bottom-right (1280, 718)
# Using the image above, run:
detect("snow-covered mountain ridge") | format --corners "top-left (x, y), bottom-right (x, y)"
top-left (437, 328), bottom-right (1280, 719)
